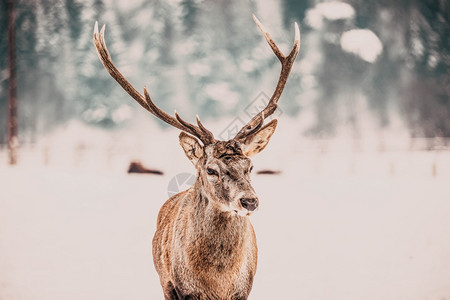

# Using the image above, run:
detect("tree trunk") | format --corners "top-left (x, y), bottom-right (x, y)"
top-left (7, 0), bottom-right (18, 165)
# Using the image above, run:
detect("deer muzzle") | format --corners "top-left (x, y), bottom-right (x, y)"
top-left (240, 197), bottom-right (258, 211)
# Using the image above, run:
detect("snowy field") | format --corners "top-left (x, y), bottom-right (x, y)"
top-left (1, 128), bottom-right (450, 299)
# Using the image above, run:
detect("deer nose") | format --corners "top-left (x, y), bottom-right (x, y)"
top-left (240, 198), bottom-right (258, 211)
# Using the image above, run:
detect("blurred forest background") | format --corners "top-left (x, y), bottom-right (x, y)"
top-left (1, 3), bottom-right (450, 299)
top-left (0, 0), bottom-right (449, 148)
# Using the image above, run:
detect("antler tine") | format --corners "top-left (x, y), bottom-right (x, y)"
top-left (174, 111), bottom-right (214, 144)
top-left (252, 15), bottom-right (284, 61)
top-left (93, 22), bottom-right (150, 113)
top-left (196, 115), bottom-right (215, 141)
top-left (235, 113), bottom-right (265, 141)
top-left (144, 87), bottom-right (214, 145)
top-left (143, 88), bottom-right (190, 130)
top-left (93, 22), bottom-right (215, 145)
top-left (234, 16), bottom-right (300, 141)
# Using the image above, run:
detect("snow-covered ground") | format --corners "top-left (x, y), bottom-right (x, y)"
top-left (1, 128), bottom-right (450, 299)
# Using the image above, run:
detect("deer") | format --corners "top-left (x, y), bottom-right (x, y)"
top-left (93, 14), bottom-right (299, 300)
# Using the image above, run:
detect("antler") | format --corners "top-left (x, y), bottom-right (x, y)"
top-left (234, 15), bottom-right (300, 141)
top-left (93, 22), bottom-right (215, 145)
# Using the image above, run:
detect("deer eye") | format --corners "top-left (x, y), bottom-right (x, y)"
top-left (244, 166), bottom-right (253, 175)
top-left (207, 168), bottom-right (218, 176)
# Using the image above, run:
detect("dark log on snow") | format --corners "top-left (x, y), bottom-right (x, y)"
top-left (256, 169), bottom-right (282, 175)
top-left (127, 161), bottom-right (164, 175)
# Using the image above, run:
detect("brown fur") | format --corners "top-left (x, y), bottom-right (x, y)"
top-left (152, 127), bottom-right (277, 300)
top-left (153, 186), bottom-right (257, 299)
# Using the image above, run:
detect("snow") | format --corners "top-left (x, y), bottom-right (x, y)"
top-left (340, 29), bottom-right (383, 63)
top-left (111, 104), bottom-right (133, 124)
top-left (306, 2), bottom-right (355, 30)
top-left (315, 2), bottom-right (355, 21)
top-left (188, 61), bottom-right (211, 76)
top-left (1, 129), bottom-right (450, 299)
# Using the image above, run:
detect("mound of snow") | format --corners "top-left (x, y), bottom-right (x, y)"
top-left (306, 2), bottom-right (355, 29)
top-left (340, 29), bottom-right (383, 63)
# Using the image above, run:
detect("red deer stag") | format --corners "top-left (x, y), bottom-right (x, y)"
top-left (93, 15), bottom-right (299, 300)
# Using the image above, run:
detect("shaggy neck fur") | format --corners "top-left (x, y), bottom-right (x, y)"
top-left (189, 181), bottom-right (248, 275)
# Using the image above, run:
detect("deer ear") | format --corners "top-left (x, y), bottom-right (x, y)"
top-left (179, 132), bottom-right (204, 165)
top-left (242, 119), bottom-right (277, 157)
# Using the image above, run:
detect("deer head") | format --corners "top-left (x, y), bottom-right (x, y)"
top-left (179, 119), bottom-right (277, 216)
top-left (93, 15), bottom-right (300, 217)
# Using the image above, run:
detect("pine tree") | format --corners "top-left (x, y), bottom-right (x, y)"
top-left (7, 0), bottom-right (18, 164)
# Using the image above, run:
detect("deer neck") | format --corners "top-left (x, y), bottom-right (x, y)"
top-left (188, 181), bottom-right (248, 269)
top-left (192, 181), bottom-right (247, 238)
